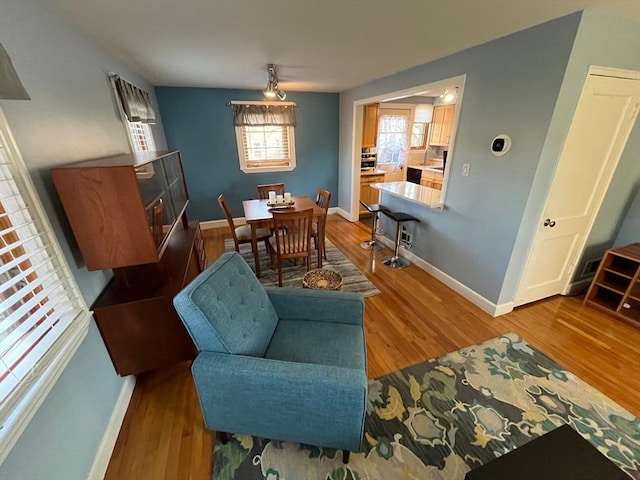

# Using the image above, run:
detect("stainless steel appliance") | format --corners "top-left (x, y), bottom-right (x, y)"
top-left (361, 153), bottom-right (377, 171)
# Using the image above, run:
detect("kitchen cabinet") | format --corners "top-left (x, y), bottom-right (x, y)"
top-left (420, 170), bottom-right (444, 190)
top-left (360, 173), bottom-right (385, 214)
top-left (584, 243), bottom-right (640, 326)
top-left (430, 104), bottom-right (455, 146)
top-left (362, 104), bottom-right (379, 147)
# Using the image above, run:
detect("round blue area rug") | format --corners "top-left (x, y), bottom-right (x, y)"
top-left (213, 333), bottom-right (640, 479)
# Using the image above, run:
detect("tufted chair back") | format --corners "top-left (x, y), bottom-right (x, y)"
top-left (174, 252), bottom-right (279, 357)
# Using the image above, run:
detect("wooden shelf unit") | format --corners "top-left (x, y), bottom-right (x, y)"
top-left (51, 150), bottom-right (207, 375)
top-left (584, 243), bottom-right (640, 325)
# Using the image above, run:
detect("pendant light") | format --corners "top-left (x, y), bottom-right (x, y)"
top-left (263, 64), bottom-right (286, 101)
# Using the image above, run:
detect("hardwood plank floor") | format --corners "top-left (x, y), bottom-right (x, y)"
top-left (104, 214), bottom-right (640, 480)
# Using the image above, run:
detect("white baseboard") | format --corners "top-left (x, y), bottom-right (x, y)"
top-left (336, 208), bottom-right (352, 220)
top-left (377, 236), bottom-right (513, 317)
top-left (87, 376), bottom-right (136, 480)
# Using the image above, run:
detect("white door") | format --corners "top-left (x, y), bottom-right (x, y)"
top-left (376, 108), bottom-right (411, 181)
top-left (515, 71), bottom-right (640, 306)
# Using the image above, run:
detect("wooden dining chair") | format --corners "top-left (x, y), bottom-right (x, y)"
top-left (257, 183), bottom-right (285, 200)
top-left (217, 194), bottom-right (272, 254)
top-left (269, 208), bottom-right (314, 287)
top-left (311, 188), bottom-right (331, 260)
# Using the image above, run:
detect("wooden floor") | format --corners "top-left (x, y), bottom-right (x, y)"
top-left (104, 214), bottom-right (640, 480)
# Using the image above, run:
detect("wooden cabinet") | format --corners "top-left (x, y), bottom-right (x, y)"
top-left (360, 173), bottom-right (385, 213)
top-left (92, 222), bottom-right (205, 375)
top-left (51, 150), bottom-right (207, 375)
top-left (51, 150), bottom-right (189, 271)
top-left (420, 170), bottom-right (444, 190)
top-left (362, 104), bottom-right (379, 147)
top-left (430, 104), bottom-right (455, 146)
top-left (584, 243), bottom-right (640, 325)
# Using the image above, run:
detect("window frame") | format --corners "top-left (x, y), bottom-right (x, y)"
top-left (0, 107), bottom-right (90, 463)
top-left (410, 122), bottom-right (429, 150)
top-left (126, 120), bottom-right (156, 153)
top-left (235, 124), bottom-right (296, 174)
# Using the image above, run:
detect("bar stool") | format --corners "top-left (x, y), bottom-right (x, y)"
top-left (381, 210), bottom-right (419, 269)
top-left (359, 201), bottom-right (388, 251)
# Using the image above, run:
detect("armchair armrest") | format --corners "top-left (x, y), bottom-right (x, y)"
top-left (266, 287), bottom-right (364, 325)
top-left (192, 351), bottom-right (367, 452)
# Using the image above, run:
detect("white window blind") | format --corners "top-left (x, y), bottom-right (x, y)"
top-left (127, 121), bottom-right (156, 153)
top-left (232, 101), bottom-right (297, 173)
top-left (0, 109), bottom-right (89, 462)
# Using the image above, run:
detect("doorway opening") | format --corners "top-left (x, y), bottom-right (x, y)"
top-left (351, 75), bottom-right (466, 224)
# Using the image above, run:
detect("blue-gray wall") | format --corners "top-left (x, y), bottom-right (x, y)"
top-left (502, 6), bottom-right (640, 301)
top-left (339, 13), bottom-right (581, 305)
top-left (0, 1), bottom-right (167, 478)
top-left (155, 88), bottom-right (339, 221)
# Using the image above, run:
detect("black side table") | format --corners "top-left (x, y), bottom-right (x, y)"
top-left (465, 424), bottom-right (627, 480)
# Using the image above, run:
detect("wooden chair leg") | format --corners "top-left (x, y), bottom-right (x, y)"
top-left (277, 259), bottom-right (283, 287)
top-left (218, 431), bottom-right (229, 445)
top-left (342, 450), bottom-right (350, 464)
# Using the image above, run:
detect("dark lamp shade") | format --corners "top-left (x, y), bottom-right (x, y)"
top-left (0, 43), bottom-right (31, 100)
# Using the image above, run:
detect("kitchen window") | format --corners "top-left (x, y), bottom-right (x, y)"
top-left (0, 109), bottom-right (89, 462)
top-left (232, 102), bottom-right (297, 173)
top-left (410, 122), bottom-right (429, 149)
top-left (376, 109), bottom-right (411, 165)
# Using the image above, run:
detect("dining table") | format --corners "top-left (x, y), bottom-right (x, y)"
top-left (242, 196), bottom-right (326, 277)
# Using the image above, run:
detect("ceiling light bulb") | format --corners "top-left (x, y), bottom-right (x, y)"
top-left (263, 80), bottom-right (276, 98)
top-left (444, 91), bottom-right (455, 103)
top-left (275, 87), bottom-right (286, 101)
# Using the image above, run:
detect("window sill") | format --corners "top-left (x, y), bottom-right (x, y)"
top-left (241, 165), bottom-right (296, 174)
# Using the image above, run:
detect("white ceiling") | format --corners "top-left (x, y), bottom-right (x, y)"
top-left (45, 0), bottom-right (639, 93)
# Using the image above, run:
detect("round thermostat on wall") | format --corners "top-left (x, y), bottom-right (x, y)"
top-left (491, 134), bottom-right (511, 156)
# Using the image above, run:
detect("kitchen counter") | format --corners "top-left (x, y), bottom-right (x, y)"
top-left (360, 169), bottom-right (386, 176)
top-left (371, 181), bottom-right (442, 209)
top-left (408, 165), bottom-right (444, 173)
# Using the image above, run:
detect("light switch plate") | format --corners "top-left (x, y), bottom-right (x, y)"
top-left (462, 164), bottom-right (470, 176)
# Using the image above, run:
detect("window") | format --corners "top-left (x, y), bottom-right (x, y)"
top-left (127, 121), bottom-right (155, 153)
top-left (0, 109), bottom-right (89, 462)
top-left (410, 122), bottom-right (429, 149)
top-left (232, 102), bottom-right (297, 173)
top-left (236, 124), bottom-right (295, 173)
top-left (110, 73), bottom-right (156, 154)
top-left (376, 110), bottom-right (410, 165)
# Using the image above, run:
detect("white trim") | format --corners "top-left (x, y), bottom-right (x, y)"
top-left (349, 74), bottom-right (467, 220)
top-left (0, 106), bottom-right (91, 462)
top-left (87, 376), bottom-right (136, 480)
top-left (588, 65), bottom-right (640, 80)
top-left (336, 207), bottom-right (355, 222)
top-left (0, 311), bottom-right (90, 464)
top-left (377, 236), bottom-right (513, 317)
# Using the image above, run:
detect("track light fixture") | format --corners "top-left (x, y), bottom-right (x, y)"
top-left (263, 64), bottom-right (286, 101)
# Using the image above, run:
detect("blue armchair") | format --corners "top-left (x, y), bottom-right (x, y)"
top-left (173, 252), bottom-right (367, 461)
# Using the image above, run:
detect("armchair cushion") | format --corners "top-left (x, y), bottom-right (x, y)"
top-left (266, 287), bottom-right (364, 325)
top-left (265, 319), bottom-right (366, 370)
top-left (174, 252), bottom-right (278, 356)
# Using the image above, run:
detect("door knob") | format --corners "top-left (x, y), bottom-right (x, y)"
top-left (543, 218), bottom-right (556, 227)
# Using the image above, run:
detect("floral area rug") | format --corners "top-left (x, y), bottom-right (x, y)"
top-left (224, 237), bottom-right (380, 297)
top-left (213, 333), bottom-right (640, 479)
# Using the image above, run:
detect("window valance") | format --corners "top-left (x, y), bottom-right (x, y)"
top-left (231, 103), bottom-right (296, 127)
top-left (112, 74), bottom-right (156, 124)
